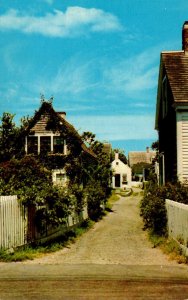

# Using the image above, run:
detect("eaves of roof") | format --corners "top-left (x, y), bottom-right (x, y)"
top-left (155, 51), bottom-right (188, 129)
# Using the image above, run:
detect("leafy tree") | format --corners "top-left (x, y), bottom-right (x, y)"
top-left (81, 132), bottom-right (112, 219)
top-left (151, 140), bottom-right (159, 151)
top-left (0, 156), bottom-right (73, 231)
top-left (0, 113), bottom-right (17, 161)
top-left (132, 162), bottom-right (151, 175)
top-left (0, 112), bottom-right (31, 162)
top-left (140, 179), bottom-right (188, 235)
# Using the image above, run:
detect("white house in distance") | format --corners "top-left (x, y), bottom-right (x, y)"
top-left (111, 152), bottom-right (132, 189)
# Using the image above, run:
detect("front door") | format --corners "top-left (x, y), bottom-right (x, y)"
top-left (115, 174), bottom-right (121, 187)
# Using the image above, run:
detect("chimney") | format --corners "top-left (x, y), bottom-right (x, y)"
top-left (58, 112), bottom-right (66, 119)
top-left (146, 147), bottom-right (150, 153)
top-left (182, 21), bottom-right (188, 55)
top-left (115, 152), bottom-right (119, 160)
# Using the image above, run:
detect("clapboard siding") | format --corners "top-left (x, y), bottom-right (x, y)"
top-left (177, 113), bottom-right (188, 181)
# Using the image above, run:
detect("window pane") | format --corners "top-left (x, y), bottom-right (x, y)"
top-left (122, 174), bottom-right (127, 183)
top-left (56, 173), bottom-right (66, 182)
top-left (27, 136), bottom-right (38, 155)
top-left (53, 137), bottom-right (64, 154)
top-left (40, 136), bottom-right (51, 153)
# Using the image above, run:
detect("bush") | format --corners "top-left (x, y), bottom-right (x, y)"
top-left (140, 181), bottom-right (188, 235)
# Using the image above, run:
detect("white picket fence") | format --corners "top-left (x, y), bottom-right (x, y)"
top-left (0, 196), bottom-right (27, 250)
top-left (0, 195), bottom-right (88, 250)
top-left (166, 199), bottom-right (188, 253)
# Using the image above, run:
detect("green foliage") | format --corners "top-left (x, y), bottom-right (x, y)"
top-left (105, 190), bottom-right (120, 211)
top-left (140, 180), bottom-right (188, 235)
top-left (151, 140), bottom-right (159, 151)
top-left (0, 112), bottom-right (30, 162)
top-left (86, 180), bottom-right (106, 220)
top-left (0, 113), bottom-right (17, 161)
top-left (0, 219), bottom-right (94, 262)
top-left (79, 132), bottom-right (112, 219)
top-left (111, 149), bottom-right (127, 164)
top-left (132, 162), bottom-right (151, 176)
top-left (0, 105), bottom-right (112, 230)
top-left (0, 156), bottom-right (74, 231)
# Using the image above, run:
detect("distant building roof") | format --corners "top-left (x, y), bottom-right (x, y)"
top-left (102, 143), bottom-right (112, 156)
top-left (128, 148), bottom-right (156, 167)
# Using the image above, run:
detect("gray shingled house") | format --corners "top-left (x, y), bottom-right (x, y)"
top-left (155, 22), bottom-right (188, 184)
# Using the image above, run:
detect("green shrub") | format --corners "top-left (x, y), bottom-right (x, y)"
top-left (140, 188), bottom-right (167, 234)
top-left (140, 181), bottom-right (188, 235)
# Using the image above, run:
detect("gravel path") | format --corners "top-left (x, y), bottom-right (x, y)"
top-left (24, 190), bottom-right (178, 266)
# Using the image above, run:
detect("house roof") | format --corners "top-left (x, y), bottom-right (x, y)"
top-left (156, 51), bottom-right (188, 129)
top-left (128, 150), bottom-right (156, 167)
top-left (26, 101), bottom-right (97, 159)
top-left (162, 51), bottom-right (188, 103)
top-left (102, 143), bottom-right (112, 156)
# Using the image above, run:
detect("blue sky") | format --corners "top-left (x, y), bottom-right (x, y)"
top-left (0, 0), bottom-right (187, 155)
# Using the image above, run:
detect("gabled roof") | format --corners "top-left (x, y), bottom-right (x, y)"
top-left (155, 51), bottom-right (188, 129)
top-left (162, 51), bottom-right (188, 103)
top-left (128, 150), bottom-right (156, 167)
top-left (26, 101), bottom-right (97, 159)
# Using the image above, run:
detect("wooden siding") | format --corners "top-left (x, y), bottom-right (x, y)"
top-left (0, 196), bottom-right (27, 249)
top-left (177, 113), bottom-right (188, 182)
top-left (182, 116), bottom-right (188, 180)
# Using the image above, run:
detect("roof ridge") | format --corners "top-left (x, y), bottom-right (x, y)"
top-left (161, 50), bottom-right (184, 54)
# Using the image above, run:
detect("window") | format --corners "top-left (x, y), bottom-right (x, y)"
top-left (162, 76), bottom-right (168, 118)
top-left (116, 162), bottom-right (119, 165)
top-left (40, 136), bottom-right (51, 153)
top-left (122, 174), bottom-right (127, 184)
top-left (27, 136), bottom-right (38, 155)
top-left (53, 136), bottom-right (64, 154)
top-left (56, 173), bottom-right (66, 184)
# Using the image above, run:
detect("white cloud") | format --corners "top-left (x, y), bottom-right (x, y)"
top-left (0, 7), bottom-right (122, 37)
top-left (32, 47), bottom-right (159, 110)
top-left (104, 48), bottom-right (159, 95)
top-left (69, 115), bottom-right (157, 141)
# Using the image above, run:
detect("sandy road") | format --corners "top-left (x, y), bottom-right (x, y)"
top-left (23, 190), bottom-right (178, 266)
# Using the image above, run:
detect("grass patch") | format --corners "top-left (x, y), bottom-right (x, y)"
top-left (148, 231), bottom-right (188, 264)
top-left (105, 191), bottom-right (120, 211)
top-left (0, 219), bottom-right (94, 263)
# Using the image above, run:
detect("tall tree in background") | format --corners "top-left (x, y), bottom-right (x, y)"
top-left (0, 112), bottom-right (29, 162)
top-left (0, 113), bottom-right (17, 162)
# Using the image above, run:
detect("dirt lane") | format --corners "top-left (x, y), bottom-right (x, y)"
top-left (24, 190), bottom-right (178, 266)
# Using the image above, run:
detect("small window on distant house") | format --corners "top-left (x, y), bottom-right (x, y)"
top-left (53, 136), bottom-right (64, 154)
top-left (116, 162), bottom-right (119, 165)
top-left (122, 174), bottom-right (127, 184)
top-left (40, 136), bottom-right (51, 154)
top-left (56, 173), bottom-right (66, 182)
top-left (27, 136), bottom-right (38, 155)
